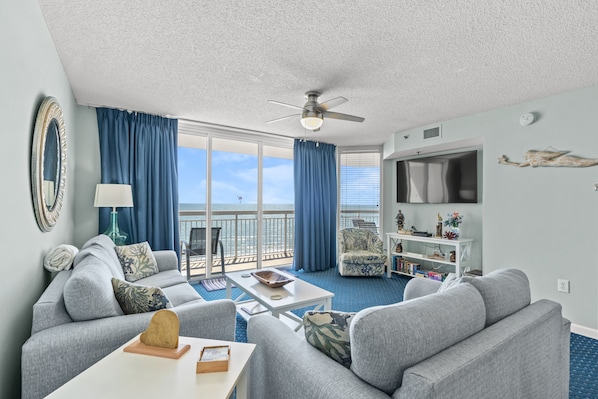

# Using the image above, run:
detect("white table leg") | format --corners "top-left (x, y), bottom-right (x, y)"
top-left (235, 364), bottom-right (250, 399)
top-left (225, 278), bottom-right (232, 299)
top-left (324, 297), bottom-right (332, 310)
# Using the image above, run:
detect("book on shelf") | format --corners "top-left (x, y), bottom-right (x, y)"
top-left (241, 303), bottom-right (269, 315)
top-left (392, 255), bottom-right (403, 271)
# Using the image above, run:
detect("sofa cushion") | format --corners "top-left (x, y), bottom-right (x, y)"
top-left (114, 242), bottom-right (159, 282)
top-left (135, 269), bottom-right (187, 289)
top-left (77, 234), bottom-right (125, 279)
top-left (303, 310), bottom-right (356, 368)
top-left (461, 268), bottom-right (531, 326)
top-left (350, 282), bottom-right (486, 395)
top-left (111, 278), bottom-right (171, 314)
top-left (161, 283), bottom-right (204, 307)
top-left (63, 259), bottom-right (124, 321)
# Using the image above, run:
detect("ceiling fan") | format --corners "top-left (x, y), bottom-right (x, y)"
top-left (266, 91), bottom-right (364, 131)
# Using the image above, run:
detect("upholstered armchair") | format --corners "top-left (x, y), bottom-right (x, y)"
top-left (338, 228), bottom-right (386, 276)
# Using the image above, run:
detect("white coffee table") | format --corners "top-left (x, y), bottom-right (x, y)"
top-left (45, 335), bottom-right (255, 399)
top-left (226, 268), bottom-right (334, 331)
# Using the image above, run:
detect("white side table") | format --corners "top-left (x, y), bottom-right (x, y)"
top-left (45, 335), bottom-right (256, 399)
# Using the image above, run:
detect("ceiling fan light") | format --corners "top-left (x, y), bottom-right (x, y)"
top-left (300, 111), bottom-right (323, 130)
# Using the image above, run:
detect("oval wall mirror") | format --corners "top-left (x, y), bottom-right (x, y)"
top-left (31, 96), bottom-right (67, 232)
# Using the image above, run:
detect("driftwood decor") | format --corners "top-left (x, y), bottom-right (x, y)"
top-left (498, 150), bottom-right (598, 168)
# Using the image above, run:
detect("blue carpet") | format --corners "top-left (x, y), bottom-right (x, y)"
top-left (191, 268), bottom-right (597, 398)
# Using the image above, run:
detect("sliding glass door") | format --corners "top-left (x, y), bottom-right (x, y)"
top-left (211, 137), bottom-right (258, 275)
top-left (262, 146), bottom-right (294, 267)
top-left (178, 126), bottom-right (294, 280)
top-left (178, 135), bottom-right (208, 279)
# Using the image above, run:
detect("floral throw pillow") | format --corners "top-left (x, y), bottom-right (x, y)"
top-left (111, 278), bottom-right (171, 314)
top-left (114, 242), bottom-right (159, 282)
top-left (303, 310), bottom-right (356, 368)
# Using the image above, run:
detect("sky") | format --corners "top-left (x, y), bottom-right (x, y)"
top-left (178, 147), bottom-right (295, 205)
top-left (178, 146), bottom-right (380, 209)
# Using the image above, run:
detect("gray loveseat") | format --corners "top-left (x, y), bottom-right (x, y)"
top-left (21, 234), bottom-right (236, 399)
top-left (247, 269), bottom-right (570, 399)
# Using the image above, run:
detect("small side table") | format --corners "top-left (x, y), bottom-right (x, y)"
top-left (45, 335), bottom-right (255, 399)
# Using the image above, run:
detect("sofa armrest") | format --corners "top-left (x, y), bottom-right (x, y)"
top-left (247, 315), bottom-right (390, 399)
top-left (395, 300), bottom-right (569, 399)
top-left (153, 250), bottom-right (179, 272)
top-left (22, 299), bottom-right (236, 399)
top-left (403, 278), bottom-right (441, 301)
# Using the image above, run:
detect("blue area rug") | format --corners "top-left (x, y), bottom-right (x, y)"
top-left (191, 268), bottom-right (597, 398)
top-left (570, 333), bottom-right (598, 398)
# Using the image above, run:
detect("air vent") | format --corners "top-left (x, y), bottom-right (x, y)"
top-left (423, 125), bottom-right (441, 140)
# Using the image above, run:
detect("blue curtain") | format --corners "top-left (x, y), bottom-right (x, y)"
top-left (293, 139), bottom-right (337, 272)
top-left (96, 108), bottom-right (180, 258)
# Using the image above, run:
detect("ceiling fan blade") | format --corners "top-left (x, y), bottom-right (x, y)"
top-left (318, 96), bottom-right (348, 111)
top-left (268, 100), bottom-right (305, 111)
top-left (323, 111), bottom-right (365, 123)
top-left (265, 113), bottom-right (301, 124)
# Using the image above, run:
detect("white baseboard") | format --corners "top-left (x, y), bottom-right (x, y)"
top-left (571, 323), bottom-right (598, 340)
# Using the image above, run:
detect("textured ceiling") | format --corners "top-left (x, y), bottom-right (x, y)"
top-left (38, 0), bottom-right (598, 147)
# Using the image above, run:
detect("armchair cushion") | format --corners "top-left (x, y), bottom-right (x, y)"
top-left (111, 278), bottom-right (172, 314)
top-left (303, 310), bottom-right (356, 368)
top-left (339, 228), bottom-right (383, 253)
top-left (338, 228), bottom-right (386, 276)
top-left (115, 241), bottom-right (160, 282)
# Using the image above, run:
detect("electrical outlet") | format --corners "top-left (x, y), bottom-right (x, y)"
top-left (557, 279), bottom-right (570, 293)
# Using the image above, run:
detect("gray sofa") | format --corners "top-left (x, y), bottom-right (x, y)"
top-left (247, 269), bottom-right (570, 399)
top-left (21, 234), bottom-right (236, 399)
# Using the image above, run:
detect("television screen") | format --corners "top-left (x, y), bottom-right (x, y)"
top-left (396, 150), bottom-right (479, 203)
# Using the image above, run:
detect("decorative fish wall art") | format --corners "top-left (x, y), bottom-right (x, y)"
top-left (498, 150), bottom-right (598, 168)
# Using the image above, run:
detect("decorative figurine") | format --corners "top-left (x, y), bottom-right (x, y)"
top-left (396, 210), bottom-right (405, 232)
top-left (435, 213), bottom-right (443, 237)
top-left (140, 309), bottom-right (180, 349)
top-left (449, 251), bottom-right (456, 263)
top-left (498, 149), bottom-right (598, 168)
top-left (395, 242), bottom-right (403, 253)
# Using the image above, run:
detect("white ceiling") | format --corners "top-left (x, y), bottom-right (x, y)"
top-left (38, 0), bottom-right (598, 147)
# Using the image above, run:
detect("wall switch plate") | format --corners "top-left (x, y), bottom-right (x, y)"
top-left (558, 279), bottom-right (570, 293)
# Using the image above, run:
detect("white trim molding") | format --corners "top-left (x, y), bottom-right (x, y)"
top-left (571, 323), bottom-right (598, 340)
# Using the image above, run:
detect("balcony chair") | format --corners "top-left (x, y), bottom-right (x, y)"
top-left (338, 227), bottom-right (386, 277)
top-left (183, 227), bottom-right (225, 280)
top-left (351, 218), bottom-right (379, 234)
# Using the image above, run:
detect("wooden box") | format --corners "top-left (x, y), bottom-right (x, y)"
top-left (196, 345), bottom-right (230, 373)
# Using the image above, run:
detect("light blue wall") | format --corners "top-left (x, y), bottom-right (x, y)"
top-left (0, 1), bottom-right (99, 397)
top-left (383, 85), bottom-right (598, 333)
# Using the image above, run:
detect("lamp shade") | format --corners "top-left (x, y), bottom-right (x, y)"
top-left (300, 110), bottom-right (323, 130)
top-left (94, 184), bottom-right (134, 208)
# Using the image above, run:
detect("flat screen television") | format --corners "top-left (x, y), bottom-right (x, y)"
top-left (396, 150), bottom-right (479, 203)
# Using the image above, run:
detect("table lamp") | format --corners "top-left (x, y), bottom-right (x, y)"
top-left (94, 184), bottom-right (134, 245)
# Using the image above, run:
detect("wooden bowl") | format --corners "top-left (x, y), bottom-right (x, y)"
top-left (251, 270), bottom-right (294, 288)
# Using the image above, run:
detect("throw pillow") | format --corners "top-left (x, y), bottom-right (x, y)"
top-left (438, 272), bottom-right (461, 292)
top-left (111, 278), bottom-right (171, 314)
top-left (303, 310), bottom-right (356, 368)
top-left (114, 241), bottom-right (159, 282)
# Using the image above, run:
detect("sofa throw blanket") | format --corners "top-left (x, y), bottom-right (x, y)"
top-left (44, 244), bottom-right (79, 272)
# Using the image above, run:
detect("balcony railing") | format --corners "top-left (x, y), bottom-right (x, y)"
top-left (178, 208), bottom-right (379, 272)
